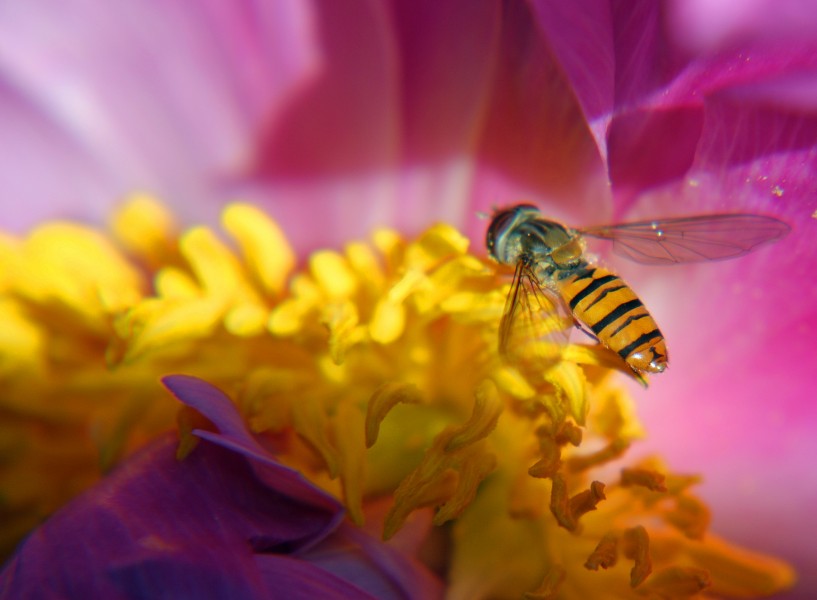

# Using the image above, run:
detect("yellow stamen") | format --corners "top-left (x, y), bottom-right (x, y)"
top-left (639, 567), bottom-right (711, 596)
top-left (623, 525), bottom-right (652, 587)
top-left (524, 565), bottom-right (566, 599)
top-left (365, 382), bottom-right (423, 448)
top-left (221, 203), bottom-right (295, 296)
top-left (585, 532), bottom-right (618, 570)
top-left (621, 467), bottom-right (668, 492)
top-left (110, 193), bottom-right (177, 268)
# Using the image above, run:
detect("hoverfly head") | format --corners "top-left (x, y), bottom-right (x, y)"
top-left (486, 204), bottom-right (541, 264)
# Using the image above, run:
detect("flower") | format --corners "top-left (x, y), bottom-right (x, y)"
top-left (0, 371), bottom-right (441, 599)
top-left (1, 1), bottom-right (817, 597)
top-left (0, 199), bottom-right (795, 598)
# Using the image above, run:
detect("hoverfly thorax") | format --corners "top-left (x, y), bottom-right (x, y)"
top-left (548, 235), bottom-right (585, 269)
top-left (487, 204), bottom-right (582, 272)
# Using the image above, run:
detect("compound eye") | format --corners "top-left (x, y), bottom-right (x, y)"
top-left (486, 208), bottom-right (517, 256)
top-left (485, 219), bottom-right (505, 258)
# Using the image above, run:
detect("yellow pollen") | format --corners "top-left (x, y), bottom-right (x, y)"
top-left (0, 197), bottom-right (797, 599)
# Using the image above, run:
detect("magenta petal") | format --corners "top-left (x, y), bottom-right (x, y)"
top-left (620, 100), bottom-right (817, 217)
top-left (250, 0), bottom-right (399, 179)
top-left (531, 0), bottom-right (817, 206)
top-left (693, 99), bottom-right (817, 198)
top-left (391, 0), bottom-right (498, 162)
top-left (529, 0), bottom-right (614, 122)
top-left (613, 47), bottom-right (817, 202)
top-left (607, 106), bottom-right (703, 193)
top-left (615, 98), bottom-right (817, 593)
top-left (472, 0), bottom-right (607, 222)
top-left (529, 1), bottom-right (670, 155)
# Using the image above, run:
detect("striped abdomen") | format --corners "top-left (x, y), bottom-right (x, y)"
top-left (556, 265), bottom-right (668, 373)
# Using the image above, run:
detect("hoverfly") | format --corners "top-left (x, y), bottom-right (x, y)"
top-left (486, 204), bottom-right (790, 375)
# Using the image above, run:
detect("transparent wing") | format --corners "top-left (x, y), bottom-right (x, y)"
top-left (499, 260), bottom-right (572, 371)
top-left (580, 214), bottom-right (790, 265)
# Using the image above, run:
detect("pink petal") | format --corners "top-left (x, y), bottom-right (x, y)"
top-left (667, 0), bottom-right (817, 55)
top-left (0, 0), bottom-right (320, 231)
top-left (612, 101), bottom-right (817, 595)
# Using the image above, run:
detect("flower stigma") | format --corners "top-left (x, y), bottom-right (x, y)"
top-left (0, 196), bottom-right (795, 598)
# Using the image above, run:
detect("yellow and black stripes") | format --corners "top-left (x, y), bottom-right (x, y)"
top-left (556, 265), bottom-right (667, 373)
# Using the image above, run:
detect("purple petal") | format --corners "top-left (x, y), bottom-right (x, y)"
top-left (162, 374), bottom-right (343, 521)
top-left (293, 523), bottom-right (443, 600)
top-left (693, 99), bottom-right (817, 197)
top-left (0, 435), bottom-right (342, 598)
top-left (254, 555), bottom-right (380, 600)
top-left (1, 383), bottom-right (441, 599)
top-left (160, 377), bottom-right (442, 599)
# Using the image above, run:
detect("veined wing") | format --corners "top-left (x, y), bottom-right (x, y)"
top-left (499, 260), bottom-right (572, 370)
top-left (580, 214), bottom-right (790, 265)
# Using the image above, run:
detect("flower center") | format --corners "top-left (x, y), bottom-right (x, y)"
top-left (0, 195), bottom-right (795, 598)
